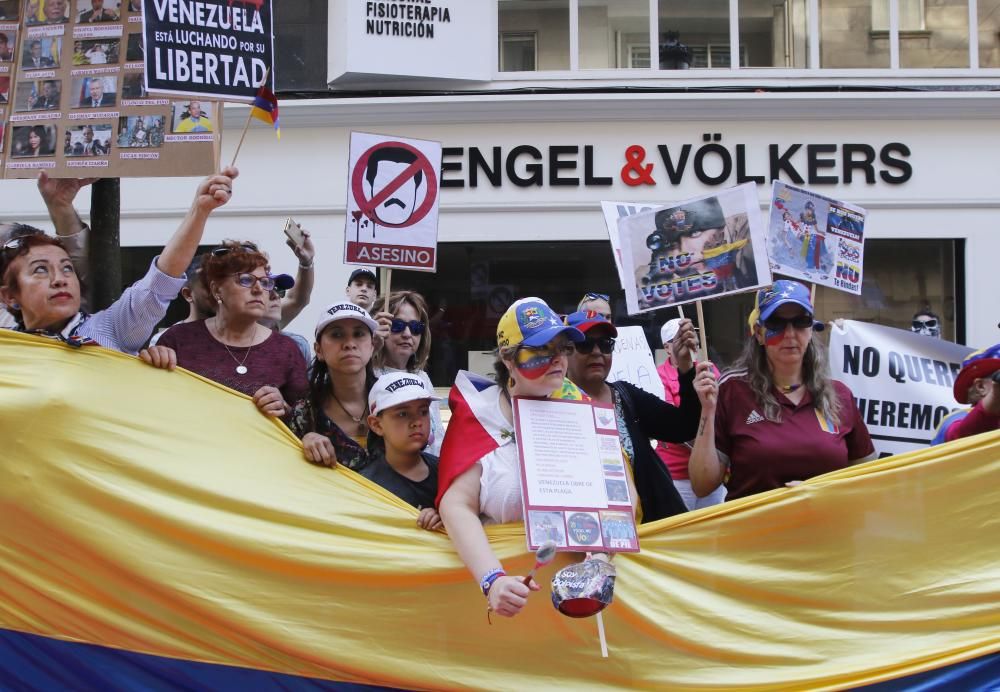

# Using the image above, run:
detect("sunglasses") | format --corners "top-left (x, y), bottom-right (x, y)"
top-left (583, 292), bottom-right (610, 302)
top-left (233, 273), bottom-right (276, 291)
top-left (912, 319), bottom-right (938, 330)
top-left (575, 336), bottom-right (616, 355)
top-left (390, 318), bottom-right (425, 335)
top-left (269, 288), bottom-right (287, 300)
top-left (763, 314), bottom-right (814, 331)
top-left (211, 242), bottom-right (259, 256)
top-left (514, 341), bottom-right (574, 378)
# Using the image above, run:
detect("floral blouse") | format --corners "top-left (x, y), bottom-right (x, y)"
top-left (287, 398), bottom-right (372, 471)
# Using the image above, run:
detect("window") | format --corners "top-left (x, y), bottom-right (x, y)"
top-left (498, 0), bottom-right (570, 71)
top-left (579, 0), bottom-right (651, 69)
top-left (500, 32), bottom-right (538, 71)
top-left (628, 43), bottom-right (651, 68)
top-left (659, 0), bottom-right (731, 68)
top-left (872, 0), bottom-right (925, 31)
top-left (739, 0), bottom-right (809, 68)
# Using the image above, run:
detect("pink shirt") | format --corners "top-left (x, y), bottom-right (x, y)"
top-left (715, 374), bottom-right (873, 501)
top-left (655, 359), bottom-right (719, 480)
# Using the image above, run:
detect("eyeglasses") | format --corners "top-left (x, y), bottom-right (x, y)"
top-left (583, 292), bottom-right (610, 302)
top-left (763, 314), bottom-right (814, 332)
top-left (269, 288), bottom-right (287, 300)
top-left (912, 319), bottom-right (938, 330)
top-left (575, 336), bottom-right (616, 355)
top-left (211, 242), bottom-right (259, 256)
top-left (390, 318), bottom-right (425, 335)
top-left (233, 273), bottom-right (275, 291)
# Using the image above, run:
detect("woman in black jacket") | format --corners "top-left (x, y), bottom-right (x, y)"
top-left (564, 311), bottom-right (716, 522)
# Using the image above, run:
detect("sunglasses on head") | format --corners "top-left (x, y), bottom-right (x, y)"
top-left (211, 242), bottom-right (258, 256)
top-left (912, 318), bottom-right (938, 330)
top-left (575, 336), bottom-right (616, 355)
top-left (583, 292), bottom-right (610, 302)
top-left (233, 273), bottom-right (275, 291)
top-left (390, 318), bottom-right (425, 335)
top-left (763, 314), bottom-right (814, 331)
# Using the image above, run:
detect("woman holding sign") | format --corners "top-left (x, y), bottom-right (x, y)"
top-left (563, 311), bottom-right (711, 521)
top-left (437, 297), bottom-right (592, 618)
top-left (689, 280), bottom-right (875, 501)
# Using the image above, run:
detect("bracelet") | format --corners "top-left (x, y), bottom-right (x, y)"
top-left (479, 568), bottom-right (506, 597)
top-left (298, 261), bottom-right (314, 270)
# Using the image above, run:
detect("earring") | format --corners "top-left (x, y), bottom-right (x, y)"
top-left (508, 375), bottom-right (516, 388)
top-left (215, 295), bottom-right (223, 304)
top-left (10, 303), bottom-right (20, 310)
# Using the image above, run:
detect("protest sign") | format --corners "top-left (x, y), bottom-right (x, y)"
top-left (616, 183), bottom-right (771, 315)
top-left (514, 397), bottom-right (639, 554)
top-left (767, 181), bottom-right (867, 294)
top-left (0, 1), bottom-right (218, 178)
top-left (829, 320), bottom-right (973, 457)
top-left (143, 0), bottom-right (273, 101)
top-left (600, 200), bottom-right (661, 287)
top-left (344, 131), bottom-right (441, 272)
top-left (608, 325), bottom-right (665, 401)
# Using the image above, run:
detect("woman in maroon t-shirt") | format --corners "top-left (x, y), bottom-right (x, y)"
top-left (689, 280), bottom-right (874, 501)
top-left (157, 242), bottom-right (308, 417)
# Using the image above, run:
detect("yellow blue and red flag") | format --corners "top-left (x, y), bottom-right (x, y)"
top-left (0, 329), bottom-right (998, 689)
top-left (250, 83), bottom-right (280, 139)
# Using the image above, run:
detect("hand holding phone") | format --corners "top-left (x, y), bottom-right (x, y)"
top-left (283, 217), bottom-right (305, 249)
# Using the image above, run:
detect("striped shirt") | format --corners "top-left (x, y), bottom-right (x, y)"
top-left (15, 257), bottom-right (185, 355)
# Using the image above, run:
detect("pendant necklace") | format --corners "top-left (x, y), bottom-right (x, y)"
top-left (779, 383), bottom-right (802, 393)
top-left (332, 392), bottom-right (367, 434)
top-left (223, 342), bottom-right (253, 375)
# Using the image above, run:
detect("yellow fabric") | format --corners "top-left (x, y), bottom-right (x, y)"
top-left (1, 328), bottom-right (998, 690)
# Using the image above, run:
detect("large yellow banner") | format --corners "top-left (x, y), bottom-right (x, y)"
top-left (1, 329), bottom-right (998, 690)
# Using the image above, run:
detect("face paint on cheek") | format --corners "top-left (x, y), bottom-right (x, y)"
top-left (515, 350), bottom-right (556, 380)
top-left (764, 328), bottom-right (784, 346)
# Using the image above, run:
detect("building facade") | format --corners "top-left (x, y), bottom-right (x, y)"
top-left (2, 0), bottom-right (998, 382)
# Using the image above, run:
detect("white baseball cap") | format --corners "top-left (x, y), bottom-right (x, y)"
top-left (314, 301), bottom-right (380, 339)
top-left (368, 372), bottom-right (442, 416)
top-left (660, 318), bottom-right (682, 346)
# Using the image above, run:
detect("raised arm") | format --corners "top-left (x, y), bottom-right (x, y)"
top-left (37, 172), bottom-right (95, 278)
top-left (155, 166), bottom-right (238, 278)
top-left (687, 362), bottom-right (726, 497)
top-left (279, 225), bottom-right (315, 328)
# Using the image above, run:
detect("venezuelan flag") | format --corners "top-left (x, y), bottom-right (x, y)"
top-left (1, 329), bottom-right (998, 689)
top-left (250, 85), bottom-right (280, 139)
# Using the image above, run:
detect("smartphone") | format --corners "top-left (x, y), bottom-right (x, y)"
top-left (283, 217), bottom-right (305, 248)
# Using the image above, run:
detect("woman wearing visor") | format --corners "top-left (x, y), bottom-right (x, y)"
top-left (157, 241), bottom-right (308, 417)
top-left (689, 280), bottom-right (875, 501)
top-left (437, 297), bottom-right (589, 619)
top-left (564, 310), bottom-right (711, 521)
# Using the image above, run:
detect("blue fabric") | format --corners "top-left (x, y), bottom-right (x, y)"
top-left (856, 650), bottom-right (1000, 691)
top-left (929, 409), bottom-right (970, 446)
top-left (0, 629), bottom-right (400, 692)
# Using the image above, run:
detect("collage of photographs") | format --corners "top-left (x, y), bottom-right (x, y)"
top-left (0, 0), bottom-right (217, 177)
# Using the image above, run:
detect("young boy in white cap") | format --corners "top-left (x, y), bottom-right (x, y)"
top-left (363, 371), bottom-right (442, 530)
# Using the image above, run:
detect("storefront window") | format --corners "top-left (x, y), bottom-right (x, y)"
top-left (978, 0), bottom-right (1000, 66)
top-left (273, 0), bottom-right (327, 91)
top-left (739, 0), bottom-right (810, 67)
top-left (579, 0), bottom-right (651, 69)
top-left (658, 0), bottom-right (732, 68)
top-left (897, 0), bottom-right (970, 68)
top-left (498, 0), bottom-right (570, 71)
top-left (820, 0), bottom-right (891, 68)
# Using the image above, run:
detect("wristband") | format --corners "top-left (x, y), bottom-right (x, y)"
top-left (298, 260), bottom-right (314, 270)
top-left (479, 568), bottom-right (505, 597)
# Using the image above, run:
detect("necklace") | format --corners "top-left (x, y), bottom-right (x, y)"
top-left (223, 342), bottom-right (253, 375)
top-left (779, 383), bottom-right (802, 393)
top-left (331, 391), bottom-right (367, 434)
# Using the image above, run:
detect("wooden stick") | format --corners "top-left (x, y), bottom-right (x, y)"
top-left (677, 305), bottom-right (685, 318)
top-left (695, 300), bottom-right (708, 363)
top-left (596, 611), bottom-right (609, 658)
top-left (229, 67), bottom-right (271, 169)
top-left (380, 267), bottom-right (392, 303)
top-left (810, 283), bottom-right (817, 306)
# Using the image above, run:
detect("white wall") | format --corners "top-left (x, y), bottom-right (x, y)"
top-left (1, 110), bottom-right (997, 347)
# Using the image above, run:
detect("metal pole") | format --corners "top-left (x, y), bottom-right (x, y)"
top-left (88, 178), bottom-right (121, 312)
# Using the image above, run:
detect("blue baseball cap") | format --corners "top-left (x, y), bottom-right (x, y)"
top-left (564, 310), bottom-right (618, 337)
top-left (953, 343), bottom-right (1000, 404)
top-left (269, 273), bottom-right (295, 291)
top-left (497, 297), bottom-right (584, 348)
top-left (752, 280), bottom-right (825, 332)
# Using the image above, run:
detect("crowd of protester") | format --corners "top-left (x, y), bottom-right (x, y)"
top-left (2, 171), bottom-right (998, 621)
